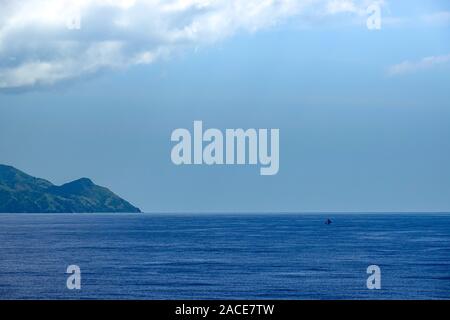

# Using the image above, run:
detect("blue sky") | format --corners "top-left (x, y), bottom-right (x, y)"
top-left (1, 0), bottom-right (450, 212)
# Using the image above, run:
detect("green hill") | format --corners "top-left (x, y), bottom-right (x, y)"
top-left (0, 164), bottom-right (141, 213)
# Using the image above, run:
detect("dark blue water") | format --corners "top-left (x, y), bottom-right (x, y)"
top-left (0, 213), bottom-right (449, 299)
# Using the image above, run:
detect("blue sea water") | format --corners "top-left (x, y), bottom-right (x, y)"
top-left (0, 213), bottom-right (449, 300)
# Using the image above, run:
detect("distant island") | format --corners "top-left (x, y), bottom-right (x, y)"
top-left (0, 164), bottom-right (141, 213)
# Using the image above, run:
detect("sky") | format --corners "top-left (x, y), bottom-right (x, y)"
top-left (1, 0), bottom-right (450, 212)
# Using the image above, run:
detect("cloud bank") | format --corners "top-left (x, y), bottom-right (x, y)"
top-left (388, 54), bottom-right (450, 76)
top-left (0, 0), bottom-right (376, 89)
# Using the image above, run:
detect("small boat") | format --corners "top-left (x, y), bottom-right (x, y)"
top-left (325, 218), bottom-right (332, 225)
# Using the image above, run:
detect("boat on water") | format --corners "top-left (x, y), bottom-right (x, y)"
top-left (325, 218), bottom-right (332, 225)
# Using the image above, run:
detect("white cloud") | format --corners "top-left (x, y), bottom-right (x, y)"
top-left (326, 0), bottom-right (359, 14)
top-left (0, 41), bottom-right (126, 88)
top-left (387, 54), bottom-right (450, 76)
top-left (326, 0), bottom-right (384, 16)
top-left (0, 0), bottom-right (375, 89)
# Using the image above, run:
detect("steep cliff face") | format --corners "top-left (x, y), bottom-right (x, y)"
top-left (0, 164), bottom-right (141, 213)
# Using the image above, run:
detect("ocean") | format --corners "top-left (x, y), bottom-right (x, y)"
top-left (0, 213), bottom-right (449, 299)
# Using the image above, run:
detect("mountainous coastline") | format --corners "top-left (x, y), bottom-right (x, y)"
top-left (0, 164), bottom-right (141, 213)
